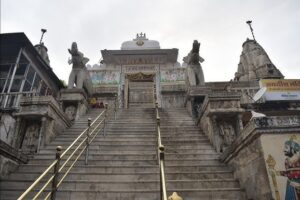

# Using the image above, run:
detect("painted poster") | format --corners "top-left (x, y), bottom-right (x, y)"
top-left (160, 69), bottom-right (185, 83)
top-left (262, 134), bottom-right (300, 199)
top-left (90, 71), bottom-right (120, 85)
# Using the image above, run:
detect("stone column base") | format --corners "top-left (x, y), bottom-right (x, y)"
top-left (60, 88), bottom-right (89, 121)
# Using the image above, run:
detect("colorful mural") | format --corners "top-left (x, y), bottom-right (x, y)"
top-left (262, 134), bottom-right (300, 200)
top-left (160, 69), bottom-right (185, 83)
top-left (90, 71), bottom-right (120, 85)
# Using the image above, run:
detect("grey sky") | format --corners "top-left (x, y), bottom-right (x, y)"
top-left (1, 0), bottom-right (300, 82)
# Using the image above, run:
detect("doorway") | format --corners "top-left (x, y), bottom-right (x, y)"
top-left (124, 72), bottom-right (155, 108)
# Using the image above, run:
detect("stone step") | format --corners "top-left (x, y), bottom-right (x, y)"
top-left (29, 158), bottom-right (158, 165)
top-left (29, 157), bottom-right (221, 166)
top-left (44, 144), bottom-right (156, 151)
top-left (39, 148), bottom-right (216, 155)
top-left (52, 137), bottom-right (209, 143)
top-left (34, 153), bottom-right (219, 160)
top-left (4, 172), bottom-right (159, 182)
top-left (2, 179), bottom-right (239, 191)
top-left (48, 140), bottom-right (157, 146)
top-left (166, 179), bottom-right (239, 189)
top-left (167, 188), bottom-right (246, 200)
top-left (108, 122), bottom-right (156, 125)
top-left (44, 143), bottom-right (214, 151)
top-left (34, 154), bottom-right (157, 160)
top-left (17, 164), bottom-right (158, 173)
top-left (0, 189), bottom-right (246, 200)
top-left (56, 134), bottom-right (204, 139)
top-left (4, 180), bottom-right (159, 191)
top-left (62, 130), bottom-right (156, 135)
top-left (2, 170), bottom-right (233, 182)
top-left (39, 149), bottom-right (156, 155)
top-left (166, 171), bottom-right (234, 180)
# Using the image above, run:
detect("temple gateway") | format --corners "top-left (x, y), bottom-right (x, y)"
top-left (88, 33), bottom-right (185, 109)
top-left (0, 30), bottom-right (300, 200)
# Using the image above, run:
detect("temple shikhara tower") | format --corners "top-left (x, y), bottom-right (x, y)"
top-left (0, 28), bottom-right (300, 200)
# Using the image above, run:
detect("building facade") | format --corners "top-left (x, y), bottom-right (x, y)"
top-left (88, 33), bottom-right (185, 108)
top-left (0, 32), bottom-right (300, 199)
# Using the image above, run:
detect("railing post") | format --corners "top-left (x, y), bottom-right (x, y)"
top-left (51, 146), bottom-right (62, 200)
top-left (103, 103), bottom-right (108, 136)
top-left (156, 117), bottom-right (160, 164)
top-left (114, 95), bottom-right (117, 120)
top-left (85, 118), bottom-right (91, 165)
top-left (155, 102), bottom-right (158, 117)
top-left (159, 145), bottom-right (167, 200)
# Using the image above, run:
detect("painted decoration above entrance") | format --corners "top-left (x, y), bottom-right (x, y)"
top-left (126, 72), bottom-right (155, 81)
top-left (90, 70), bottom-right (120, 85)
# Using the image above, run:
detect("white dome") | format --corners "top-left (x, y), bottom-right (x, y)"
top-left (121, 33), bottom-right (160, 50)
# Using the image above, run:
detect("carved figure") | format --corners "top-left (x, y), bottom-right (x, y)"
top-left (68, 42), bottom-right (91, 90)
top-left (234, 39), bottom-right (283, 81)
top-left (184, 40), bottom-right (205, 86)
top-left (22, 124), bottom-right (40, 153)
top-left (65, 105), bottom-right (76, 121)
top-left (219, 122), bottom-right (236, 151)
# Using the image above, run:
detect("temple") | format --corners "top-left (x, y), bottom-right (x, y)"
top-left (0, 31), bottom-right (300, 199)
top-left (89, 33), bottom-right (184, 108)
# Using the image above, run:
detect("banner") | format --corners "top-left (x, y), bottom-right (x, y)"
top-left (259, 79), bottom-right (300, 101)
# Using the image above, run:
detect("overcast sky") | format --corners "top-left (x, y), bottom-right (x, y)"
top-left (1, 0), bottom-right (299, 82)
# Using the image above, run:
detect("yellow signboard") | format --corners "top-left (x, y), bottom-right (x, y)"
top-left (260, 79), bottom-right (300, 91)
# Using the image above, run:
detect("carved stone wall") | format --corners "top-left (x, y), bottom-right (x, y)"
top-left (197, 92), bottom-right (244, 152)
top-left (15, 95), bottom-right (71, 151)
top-left (60, 88), bottom-right (89, 121)
top-left (221, 116), bottom-right (300, 199)
top-left (0, 113), bottom-right (16, 146)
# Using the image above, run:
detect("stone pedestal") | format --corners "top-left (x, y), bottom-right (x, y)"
top-left (14, 95), bottom-right (71, 154)
top-left (60, 88), bottom-right (89, 121)
top-left (197, 91), bottom-right (244, 153)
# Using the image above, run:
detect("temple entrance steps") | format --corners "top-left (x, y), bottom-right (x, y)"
top-left (0, 107), bottom-right (247, 199)
top-left (160, 108), bottom-right (247, 199)
top-left (0, 107), bottom-right (160, 200)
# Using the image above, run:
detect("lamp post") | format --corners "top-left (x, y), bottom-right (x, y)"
top-left (246, 20), bottom-right (256, 41)
top-left (39, 29), bottom-right (47, 44)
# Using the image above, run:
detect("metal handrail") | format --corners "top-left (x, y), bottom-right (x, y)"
top-left (18, 97), bottom-right (118, 200)
top-left (155, 102), bottom-right (168, 200)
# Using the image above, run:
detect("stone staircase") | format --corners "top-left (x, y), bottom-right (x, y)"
top-left (160, 108), bottom-right (246, 199)
top-left (0, 107), bottom-right (159, 200)
top-left (0, 107), bottom-right (246, 199)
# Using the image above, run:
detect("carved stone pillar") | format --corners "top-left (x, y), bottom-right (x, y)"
top-left (210, 115), bottom-right (222, 153)
top-left (12, 117), bottom-right (21, 149)
top-left (37, 116), bottom-right (47, 152)
top-left (237, 114), bottom-right (243, 134)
